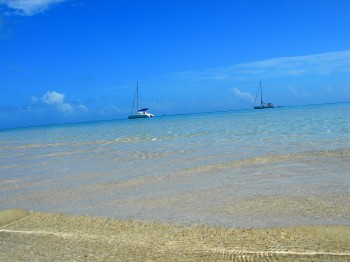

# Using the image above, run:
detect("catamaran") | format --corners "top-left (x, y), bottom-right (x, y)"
top-left (128, 82), bottom-right (154, 119)
top-left (254, 81), bottom-right (275, 109)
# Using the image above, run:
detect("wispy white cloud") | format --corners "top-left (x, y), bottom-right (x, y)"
top-left (288, 86), bottom-right (310, 98)
top-left (232, 87), bottom-right (254, 103)
top-left (0, 0), bottom-right (67, 16)
top-left (0, 91), bottom-right (91, 129)
top-left (41, 91), bottom-right (73, 112)
top-left (171, 50), bottom-right (350, 82)
top-left (0, 90), bottom-right (90, 128)
top-left (38, 91), bottom-right (88, 114)
top-left (77, 103), bottom-right (88, 113)
top-left (42, 90), bottom-right (65, 105)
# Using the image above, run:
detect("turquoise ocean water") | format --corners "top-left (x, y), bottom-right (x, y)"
top-left (1, 103), bottom-right (349, 228)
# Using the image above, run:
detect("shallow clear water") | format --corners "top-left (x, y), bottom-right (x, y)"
top-left (1, 103), bottom-right (350, 227)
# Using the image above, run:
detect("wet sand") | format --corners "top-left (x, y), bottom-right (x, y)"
top-left (1, 209), bottom-right (349, 261)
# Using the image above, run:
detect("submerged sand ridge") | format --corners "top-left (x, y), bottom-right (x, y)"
top-left (1, 209), bottom-right (350, 261)
top-left (1, 150), bottom-right (349, 260)
top-left (1, 149), bottom-right (349, 228)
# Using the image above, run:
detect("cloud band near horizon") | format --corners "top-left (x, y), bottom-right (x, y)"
top-left (171, 50), bottom-right (350, 82)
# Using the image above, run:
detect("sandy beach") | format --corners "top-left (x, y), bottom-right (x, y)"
top-left (1, 209), bottom-right (349, 261)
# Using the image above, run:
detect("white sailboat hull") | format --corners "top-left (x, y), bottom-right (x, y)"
top-left (128, 112), bottom-right (154, 119)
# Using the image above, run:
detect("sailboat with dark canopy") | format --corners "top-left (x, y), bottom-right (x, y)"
top-left (254, 81), bottom-right (275, 109)
top-left (128, 82), bottom-right (154, 119)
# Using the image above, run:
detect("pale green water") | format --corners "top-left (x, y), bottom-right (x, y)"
top-left (1, 103), bottom-right (349, 227)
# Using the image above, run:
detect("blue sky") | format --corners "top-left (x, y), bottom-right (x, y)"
top-left (0, 0), bottom-right (349, 129)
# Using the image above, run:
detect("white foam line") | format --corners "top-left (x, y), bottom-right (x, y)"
top-left (0, 229), bottom-right (98, 240)
top-left (1, 229), bottom-right (350, 257)
top-left (199, 247), bottom-right (350, 257)
top-left (0, 213), bottom-right (32, 230)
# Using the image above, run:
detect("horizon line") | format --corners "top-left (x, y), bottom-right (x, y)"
top-left (1, 101), bottom-right (349, 132)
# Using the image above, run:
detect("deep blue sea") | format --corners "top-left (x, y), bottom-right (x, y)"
top-left (1, 103), bottom-right (349, 228)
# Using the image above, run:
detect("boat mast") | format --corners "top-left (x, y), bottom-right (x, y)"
top-left (260, 81), bottom-right (263, 106)
top-left (136, 82), bottom-right (139, 112)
